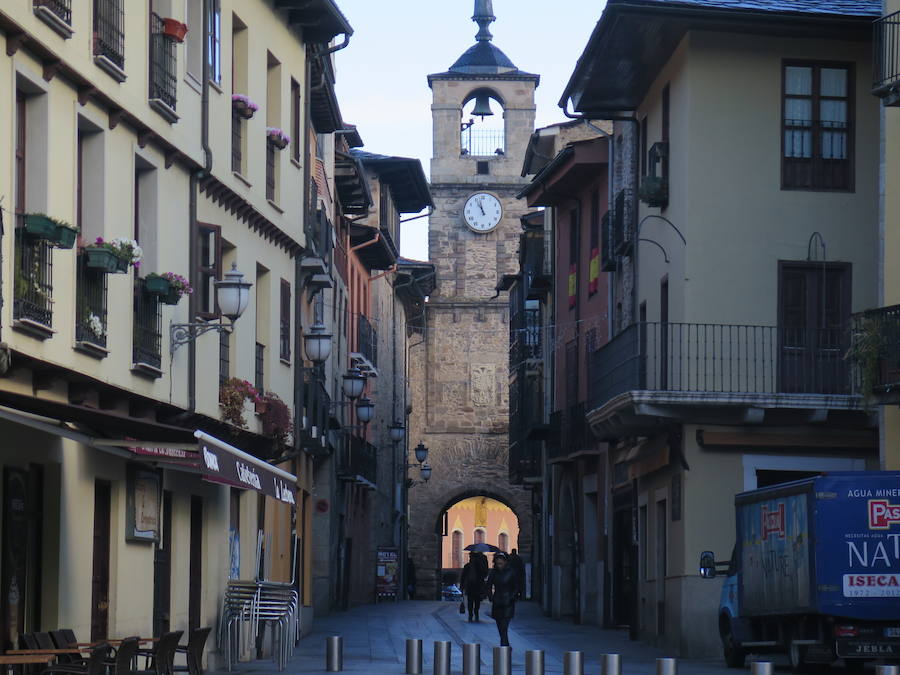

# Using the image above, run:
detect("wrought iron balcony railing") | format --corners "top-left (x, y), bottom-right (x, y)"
top-left (76, 253), bottom-right (108, 347)
top-left (14, 218), bottom-right (53, 329)
top-left (149, 12), bottom-right (177, 111)
top-left (133, 277), bottom-right (162, 369)
top-left (339, 435), bottom-right (377, 486)
top-left (93, 0), bottom-right (125, 70)
top-left (874, 10), bottom-right (900, 101)
top-left (300, 368), bottom-right (332, 453)
top-left (34, 0), bottom-right (71, 26)
top-left (461, 128), bottom-right (505, 157)
top-left (589, 322), bottom-right (857, 411)
top-left (355, 314), bottom-right (377, 369)
top-left (850, 305), bottom-right (900, 396)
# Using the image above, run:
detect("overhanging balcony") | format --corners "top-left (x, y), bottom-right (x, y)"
top-left (588, 322), bottom-right (863, 439)
top-left (338, 436), bottom-right (377, 488)
top-left (351, 315), bottom-right (378, 376)
top-left (850, 305), bottom-right (900, 403)
top-left (874, 10), bottom-right (900, 105)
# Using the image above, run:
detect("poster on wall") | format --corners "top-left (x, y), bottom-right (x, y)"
top-left (126, 464), bottom-right (161, 543)
top-left (376, 548), bottom-right (399, 602)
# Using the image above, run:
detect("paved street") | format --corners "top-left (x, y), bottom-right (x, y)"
top-left (216, 601), bottom-right (752, 675)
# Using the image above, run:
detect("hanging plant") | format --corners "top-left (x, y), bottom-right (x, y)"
top-left (259, 391), bottom-right (292, 445)
top-left (845, 315), bottom-right (888, 406)
top-left (266, 127), bottom-right (291, 150)
top-left (232, 94), bottom-right (259, 120)
top-left (219, 378), bottom-right (261, 428)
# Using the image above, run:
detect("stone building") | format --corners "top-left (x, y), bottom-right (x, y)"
top-left (406, 0), bottom-right (537, 600)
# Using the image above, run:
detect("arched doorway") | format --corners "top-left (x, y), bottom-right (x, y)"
top-left (440, 496), bottom-right (519, 586)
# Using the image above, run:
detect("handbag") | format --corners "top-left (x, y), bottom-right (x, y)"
top-left (459, 600), bottom-right (465, 614)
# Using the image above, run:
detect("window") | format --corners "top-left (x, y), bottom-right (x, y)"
top-left (255, 342), bottom-right (265, 392)
top-left (291, 79), bottom-right (301, 163)
top-left (206, 0), bottom-right (221, 84)
top-left (476, 161), bottom-right (489, 175)
top-left (589, 189), bottom-right (600, 297)
top-left (266, 144), bottom-right (276, 202)
top-left (219, 331), bottom-right (230, 386)
top-left (498, 532), bottom-right (509, 552)
top-left (185, 0), bottom-right (203, 81)
top-left (133, 278), bottom-right (162, 369)
top-left (280, 279), bottom-right (291, 361)
top-left (473, 528), bottom-right (485, 545)
top-left (197, 224), bottom-right (221, 317)
top-left (782, 62), bottom-right (853, 191)
top-left (231, 110), bottom-right (243, 174)
top-left (93, 0), bottom-right (125, 75)
top-left (451, 531), bottom-right (463, 569)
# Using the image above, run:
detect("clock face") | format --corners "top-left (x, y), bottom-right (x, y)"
top-left (463, 192), bottom-right (502, 233)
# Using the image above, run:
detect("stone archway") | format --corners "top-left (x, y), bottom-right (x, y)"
top-left (409, 480), bottom-right (532, 601)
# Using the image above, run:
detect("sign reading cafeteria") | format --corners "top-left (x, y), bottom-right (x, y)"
top-left (195, 430), bottom-right (297, 505)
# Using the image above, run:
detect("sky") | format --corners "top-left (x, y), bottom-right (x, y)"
top-left (333, 0), bottom-right (607, 262)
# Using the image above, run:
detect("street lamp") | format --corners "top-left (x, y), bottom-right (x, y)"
top-left (356, 397), bottom-right (375, 424)
top-left (303, 322), bottom-right (333, 364)
top-left (342, 367), bottom-right (366, 400)
top-left (414, 442), bottom-right (428, 464)
top-left (388, 421), bottom-right (405, 443)
top-left (170, 262), bottom-right (252, 354)
top-left (420, 463), bottom-right (432, 482)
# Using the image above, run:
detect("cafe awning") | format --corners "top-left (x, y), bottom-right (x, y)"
top-left (195, 431), bottom-right (297, 506)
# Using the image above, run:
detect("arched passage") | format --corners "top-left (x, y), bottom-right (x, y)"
top-left (439, 495), bottom-right (520, 575)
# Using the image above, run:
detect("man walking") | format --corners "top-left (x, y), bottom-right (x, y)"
top-left (460, 553), bottom-right (485, 622)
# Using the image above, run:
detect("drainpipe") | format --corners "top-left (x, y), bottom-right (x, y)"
top-left (188, 0), bottom-right (215, 412)
top-left (350, 230), bottom-right (380, 253)
top-left (369, 264), bottom-right (397, 282)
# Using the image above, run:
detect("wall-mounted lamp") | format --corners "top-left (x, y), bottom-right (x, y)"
top-left (342, 367), bottom-right (366, 400)
top-left (356, 397), bottom-right (375, 424)
top-left (170, 263), bottom-right (252, 354)
top-left (303, 322), bottom-right (333, 364)
top-left (388, 421), bottom-right (406, 443)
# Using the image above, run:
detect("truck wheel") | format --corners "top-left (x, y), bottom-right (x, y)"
top-left (789, 641), bottom-right (807, 672)
top-left (722, 621), bottom-right (746, 668)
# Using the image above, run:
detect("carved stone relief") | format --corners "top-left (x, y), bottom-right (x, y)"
top-left (471, 365), bottom-right (495, 406)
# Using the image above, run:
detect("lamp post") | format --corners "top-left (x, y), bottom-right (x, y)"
top-left (388, 421), bottom-right (405, 443)
top-left (407, 442), bottom-right (431, 487)
top-left (303, 322), bottom-right (333, 365)
top-left (170, 262), bottom-right (252, 354)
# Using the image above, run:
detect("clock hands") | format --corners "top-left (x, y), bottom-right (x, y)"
top-left (478, 197), bottom-right (485, 216)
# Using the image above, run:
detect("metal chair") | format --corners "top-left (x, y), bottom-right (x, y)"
top-left (173, 628), bottom-right (210, 675)
top-left (50, 630), bottom-right (85, 665)
top-left (110, 637), bottom-right (140, 675)
top-left (136, 630), bottom-right (183, 675)
top-left (40, 643), bottom-right (109, 675)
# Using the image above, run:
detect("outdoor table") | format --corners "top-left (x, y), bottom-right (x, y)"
top-left (6, 650), bottom-right (82, 656)
top-left (0, 654), bottom-right (55, 675)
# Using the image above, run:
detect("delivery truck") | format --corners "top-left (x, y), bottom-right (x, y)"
top-left (699, 472), bottom-right (900, 670)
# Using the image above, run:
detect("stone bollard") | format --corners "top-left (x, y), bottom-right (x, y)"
top-left (656, 658), bottom-right (677, 675)
top-left (434, 641), bottom-right (451, 675)
top-left (564, 652), bottom-right (584, 675)
top-left (601, 654), bottom-right (621, 675)
top-left (493, 646), bottom-right (512, 675)
top-left (406, 639), bottom-right (423, 675)
top-left (750, 662), bottom-right (774, 675)
top-left (525, 650), bottom-right (545, 675)
top-left (325, 636), bottom-right (343, 672)
top-left (463, 644), bottom-right (481, 675)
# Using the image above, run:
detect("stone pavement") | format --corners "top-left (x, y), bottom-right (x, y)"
top-left (214, 600), bottom-right (751, 675)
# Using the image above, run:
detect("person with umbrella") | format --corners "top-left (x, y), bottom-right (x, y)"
top-left (461, 543), bottom-right (497, 622)
top-left (485, 551), bottom-right (518, 647)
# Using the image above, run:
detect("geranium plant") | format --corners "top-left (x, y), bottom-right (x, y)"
top-left (259, 391), bottom-right (292, 445)
top-left (266, 127), bottom-right (291, 149)
top-left (161, 272), bottom-right (193, 298)
top-left (92, 237), bottom-right (143, 267)
top-left (219, 378), bottom-right (261, 428)
top-left (232, 94), bottom-right (259, 119)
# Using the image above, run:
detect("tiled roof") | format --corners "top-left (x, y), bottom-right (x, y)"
top-left (620, 0), bottom-right (880, 17)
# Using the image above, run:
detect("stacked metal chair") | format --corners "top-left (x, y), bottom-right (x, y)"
top-left (218, 579), bottom-right (298, 671)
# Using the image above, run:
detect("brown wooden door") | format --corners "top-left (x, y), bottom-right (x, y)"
top-left (90, 482), bottom-right (111, 641)
top-left (152, 491), bottom-right (173, 637)
top-left (188, 496), bottom-right (202, 631)
top-left (778, 262), bottom-right (850, 393)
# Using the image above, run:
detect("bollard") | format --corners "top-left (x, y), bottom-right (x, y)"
top-left (463, 644), bottom-right (481, 675)
top-left (493, 647), bottom-right (512, 675)
top-left (564, 652), bottom-right (584, 675)
top-left (406, 639), bottom-right (423, 675)
top-left (876, 667), bottom-right (900, 675)
top-left (434, 641), bottom-right (451, 675)
top-left (601, 654), bottom-right (621, 675)
top-left (750, 662), bottom-right (774, 675)
top-left (656, 658), bottom-right (677, 675)
top-left (525, 650), bottom-right (545, 675)
top-left (325, 636), bottom-right (343, 672)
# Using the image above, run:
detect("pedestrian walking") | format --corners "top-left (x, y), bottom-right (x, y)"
top-left (508, 548), bottom-right (525, 598)
top-left (486, 552), bottom-right (518, 647)
top-left (460, 553), bottom-right (485, 622)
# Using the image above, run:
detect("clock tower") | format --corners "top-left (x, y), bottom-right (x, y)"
top-left (406, 0), bottom-right (539, 599)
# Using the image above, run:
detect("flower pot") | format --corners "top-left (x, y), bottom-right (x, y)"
top-left (84, 247), bottom-right (126, 274)
top-left (162, 18), bottom-right (188, 42)
top-left (54, 225), bottom-right (78, 249)
top-left (233, 100), bottom-right (256, 120)
top-left (267, 136), bottom-right (289, 150)
top-left (162, 287), bottom-right (181, 305)
top-left (24, 214), bottom-right (59, 240)
top-left (145, 275), bottom-right (171, 296)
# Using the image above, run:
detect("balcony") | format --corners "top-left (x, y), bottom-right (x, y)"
top-left (850, 305), bottom-right (900, 403)
top-left (149, 12), bottom-right (178, 121)
top-left (338, 435), bottom-right (377, 488)
top-left (461, 129), bottom-right (505, 157)
top-left (75, 253), bottom-right (108, 355)
top-left (509, 370), bottom-right (546, 483)
top-left (14, 219), bottom-right (53, 337)
top-left (132, 278), bottom-right (162, 376)
top-left (33, 0), bottom-right (73, 38)
top-left (300, 368), bottom-right (332, 454)
top-left (351, 315), bottom-right (378, 375)
top-left (874, 10), bottom-right (900, 105)
top-left (589, 322), bottom-right (861, 438)
top-left (93, 0), bottom-right (125, 81)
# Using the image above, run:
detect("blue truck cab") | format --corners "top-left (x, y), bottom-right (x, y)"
top-left (700, 472), bottom-right (900, 670)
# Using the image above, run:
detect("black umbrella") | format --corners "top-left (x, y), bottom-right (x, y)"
top-left (464, 543), bottom-right (501, 553)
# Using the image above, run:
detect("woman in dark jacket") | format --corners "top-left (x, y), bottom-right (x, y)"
top-left (460, 553), bottom-right (485, 622)
top-left (486, 552), bottom-right (518, 647)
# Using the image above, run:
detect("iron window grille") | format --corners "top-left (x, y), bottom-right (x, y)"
top-left (149, 12), bottom-right (178, 111)
top-left (93, 0), bottom-right (125, 70)
top-left (14, 219), bottom-right (53, 328)
top-left (266, 143), bottom-right (276, 202)
top-left (76, 253), bottom-right (109, 347)
top-left (280, 281), bottom-right (291, 361)
top-left (255, 342), bottom-right (265, 393)
top-left (219, 331), bottom-right (230, 386)
top-left (231, 110), bottom-right (242, 174)
top-left (133, 277), bottom-right (162, 369)
top-left (34, 0), bottom-right (71, 25)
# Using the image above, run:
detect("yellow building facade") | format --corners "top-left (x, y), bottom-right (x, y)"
top-left (0, 0), bottom-right (352, 664)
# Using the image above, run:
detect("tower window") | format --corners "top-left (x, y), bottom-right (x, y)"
top-left (476, 161), bottom-right (489, 175)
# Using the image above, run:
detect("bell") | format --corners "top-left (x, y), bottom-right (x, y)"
top-left (471, 93), bottom-right (494, 119)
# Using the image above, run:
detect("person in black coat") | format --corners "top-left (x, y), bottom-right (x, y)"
top-left (460, 553), bottom-right (485, 622)
top-left (486, 552), bottom-right (518, 647)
